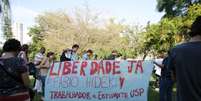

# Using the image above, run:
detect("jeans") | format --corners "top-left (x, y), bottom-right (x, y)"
top-left (40, 76), bottom-right (46, 96)
top-left (160, 78), bottom-right (173, 101)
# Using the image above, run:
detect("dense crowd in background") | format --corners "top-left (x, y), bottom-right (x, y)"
top-left (0, 16), bottom-right (201, 101)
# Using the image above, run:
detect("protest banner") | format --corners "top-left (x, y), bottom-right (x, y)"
top-left (45, 60), bottom-right (154, 101)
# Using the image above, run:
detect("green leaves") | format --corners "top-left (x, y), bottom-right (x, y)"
top-left (28, 26), bottom-right (44, 60)
top-left (140, 3), bottom-right (201, 58)
top-left (139, 17), bottom-right (183, 57)
top-left (156, 0), bottom-right (201, 18)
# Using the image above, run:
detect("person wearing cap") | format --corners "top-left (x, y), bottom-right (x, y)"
top-left (168, 16), bottom-right (201, 101)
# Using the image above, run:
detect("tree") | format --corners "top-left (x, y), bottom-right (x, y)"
top-left (140, 4), bottom-right (201, 58)
top-left (28, 26), bottom-right (44, 60)
top-left (28, 9), bottom-right (138, 59)
top-left (0, 0), bottom-right (12, 39)
top-left (156, 0), bottom-right (201, 17)
top-left (139, 17), bottom-right (184, 58)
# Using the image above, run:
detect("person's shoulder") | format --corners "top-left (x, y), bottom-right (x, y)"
top-left (3, 57), bottom-right (25, 65)
top-left (171, 42), bottom-right (190, 52)
top-left (6, 57), bottom-right (21, 61)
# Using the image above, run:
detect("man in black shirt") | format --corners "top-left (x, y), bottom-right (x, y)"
top-left (168, 16), bottom-right (201, 101)
top-left (154, 55), bottom-right (173, 101)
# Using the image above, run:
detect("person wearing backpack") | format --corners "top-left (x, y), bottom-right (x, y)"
top-left (0, 39), bottom-right (30, 101)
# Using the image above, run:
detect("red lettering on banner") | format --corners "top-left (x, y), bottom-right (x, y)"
top-left (119, 77), bottom-right (125, 89)
top-left (135, 60), bottom-right (143, 73)
top-left (127, 60), bottom-right (144, 74)
top-left (90, 61), bottom-right (122, 75)
top-left (49, 63), bottom-right (62, 76)
top-left (105, 61), bottom-right (112, 74)
top-left (90, 61), bottom-right (99, 75)
top-left (72, 61), bottom-right (79, 74)
top-left (113, 61), bottom-right (121, 75)
top-left (55, 60), bottom-right (144, 76)
top-left (49, 63), bottom-right (55, 76)
top-left (58, 63), bottom-right (62, 76)
top-left (62, 61), bottom-right (71, 75)
top-left (128, 61), bottom-right (137, 74)
top-left (99, 61), bottom-right (105, 74)
top-left (80, 61), bottom-right (87, 76)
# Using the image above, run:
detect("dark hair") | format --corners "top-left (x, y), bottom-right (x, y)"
top-left (72, 44), bottom-right (79, 49)
top-left (40, 47), bottom-right (46, 54)
top-left (189, 16), bottom-right (201, 37)
top-left (47, 52), bottom-right (54, 57)
top-left (87, 49), bottom-right (93, 54)
top-left (21, 44), bottom-right (29, 51)
top-left (3, 39), bottom-right (21, 52)
top-left (112, 50), bottom-right (118, 53)
top-left (40, 47), bottom-right (46, 51)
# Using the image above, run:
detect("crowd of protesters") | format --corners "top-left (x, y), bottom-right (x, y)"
top-left (0, 16), bottom-right (201, 101)
top-left (0, 39), bottom-right (122, 101)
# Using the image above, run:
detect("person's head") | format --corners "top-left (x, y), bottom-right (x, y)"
top-left (118, 53), bottom-right (122, 57)
top-left (3, 39), bottom-right (21, 56)
top-left (47, 52), bottom-right (55, 60)
top-left (40, 47), bottom-right (46, 54)
top-left (62, 49), bottom-right (67, 54)
top-left (93, 54), bottom-right (98, 60)
top-left (111, 50), bottom-right (118, 56)
top-left (72, 44), bottom-right (79, 53)
top-left (189, 16), bottom-right (201, 37)
top-left (21, 44), bottom-right (29, 53)
top-left (87, 49), bottom-right (93, 56)
top-left (158, 53), bottom-right (166, 58)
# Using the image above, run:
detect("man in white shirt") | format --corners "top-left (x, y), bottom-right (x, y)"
top-left (34, 47), bottom-right (46, 66)
top-left (33, 47), bottom-right (46, 93)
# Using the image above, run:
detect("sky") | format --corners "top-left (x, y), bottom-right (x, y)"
top-left (1, 0), bottom-right (164, 43)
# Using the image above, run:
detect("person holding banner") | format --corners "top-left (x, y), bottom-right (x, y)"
top-left (71, 44), bottom-right (80, 61)
top-left (154, 55), bottom-right (173, 101)
top-left (60, 44), bottom-right (80, 61)
top-left (168, 16), bottom-right (201, 101)
top-left (82, 49), bottom-right (94, 60)
top-left (60, 49), bottom-right (72, 62)
top-left (107, 50), bottom-right (119, 60)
